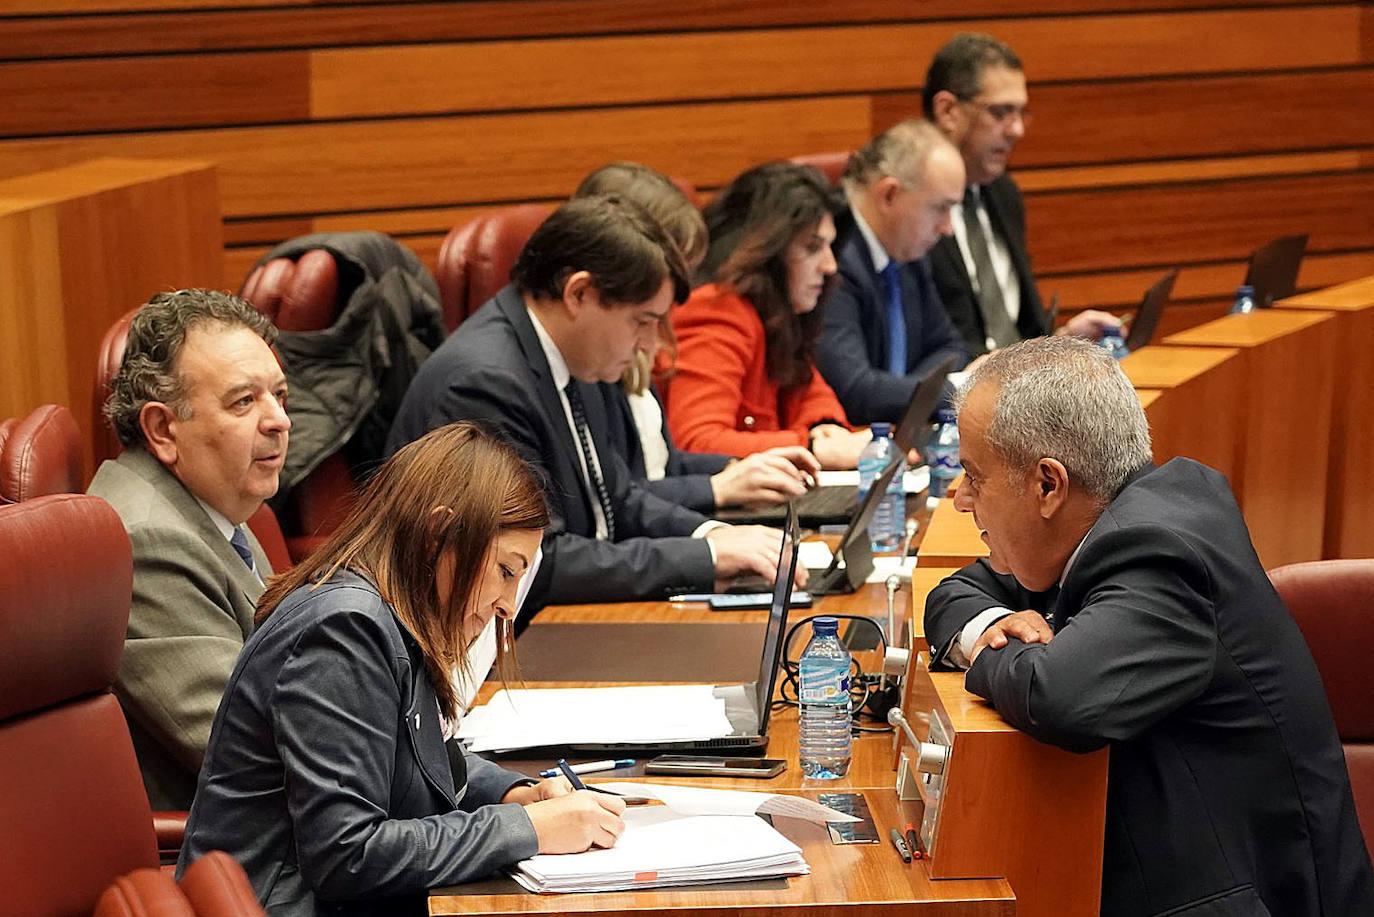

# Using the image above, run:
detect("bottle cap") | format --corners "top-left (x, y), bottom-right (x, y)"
top-left (936, 408), bottom-right (957, 424)
top-left (870, 422), bottom-right (892, 437)
top-left (1236, 284), bottom-right (1255, 297)
top-left (811, 616), bottom-right (839, 636)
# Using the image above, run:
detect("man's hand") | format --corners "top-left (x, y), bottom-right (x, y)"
top-left (809, 424), bottom-right (871, 470)
top-left (707, 525), bottom-right (808, 590)
top-left (502, 776), bottom-right (572, 806)
top-left (710, 448), bottom-right (816, 508)
top-left (1060, 309), bottom-right (1122, 341)
top-left (969, 609), bottom-right (1054, 664)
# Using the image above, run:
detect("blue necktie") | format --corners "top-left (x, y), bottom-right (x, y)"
top-left (881, 262), bottom-right (907, 375)
top-left (229, 526), bottom-right (256, 573)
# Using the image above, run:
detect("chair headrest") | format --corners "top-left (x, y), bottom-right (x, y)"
top-left (789, 151), bottom-right (851, 187)
top-left (93, 307), bottom-right (139, 466)
top-left (0, 404), bottom-right (84, 503)
top-left (239, 249), bottom-right (341, 332)
top-left (0, 495), bottom-right (131, 722)
top-left (436, 203), bottom-right (553, 330)
top-left (1269, 559), bottom-right (1374, 740)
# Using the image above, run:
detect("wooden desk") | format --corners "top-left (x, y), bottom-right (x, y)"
top-left (0, 158), bottom-right (221, 474)
top-left (1277, 276), bottom-right (1374, 558)
top-left (1163, 309), bottom-right (1337, 567)
top-left (428, 789), bottom-right (1014, 915)
top-left (1119, 345), bottom-right (1244, 491)
top-left (908, 567), bottom-right (960, 654)
top-left (917, 499), bottom-right (987, 569)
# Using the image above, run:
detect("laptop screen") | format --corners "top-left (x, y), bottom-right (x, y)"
top-left (1124, 269), bottom-right (1179, 352)
top-left (1244, 234), bottom-right (1307, 308)
top-left (893, 355), bottom-right (958, 456)
top-left (751, 503), bottom-right (799, 732)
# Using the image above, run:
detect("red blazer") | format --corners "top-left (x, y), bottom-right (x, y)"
top-left (664, 284), bottom-right (849, 457)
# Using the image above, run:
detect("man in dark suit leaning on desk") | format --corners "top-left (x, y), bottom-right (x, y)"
top-left (924, 33), bottom-right (1120, 355)
top-left (388, 196), bottom-right (793, 613)
top-left (924, 336), bottom-right (1374, 916)
top-left (816, 119), bottom-right (972, 426)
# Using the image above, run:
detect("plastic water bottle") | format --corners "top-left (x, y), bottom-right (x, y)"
top-left (1230, 284), bottom-right (1257, 315)
top-left (1100, 331), bottom-right (1129, 360)
top-left (856, 423), bottom-right (904, 554)
top-left (798, 616), bottom-right (852, 779)
top-left (927, 409), bottom-right (962, 499)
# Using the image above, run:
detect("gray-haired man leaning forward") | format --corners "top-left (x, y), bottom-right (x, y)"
top-left (924, 336), bottom-right (1373, 916)
top-left (88, 289), bottom-right (289, 810)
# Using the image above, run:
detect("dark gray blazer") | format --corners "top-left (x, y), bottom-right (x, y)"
top-left (387, 286), bottom-right (714, 609)
top-left (87, 447), bottom-right (271, 810)
top-left (928, 175), bottom-right (1047, 356)
top-left (926, 459), bottom-right (1374, 916)
top-left (177, 570), bottom-right (537, 917)
top-left (816, 207), bottom-right (970, 426)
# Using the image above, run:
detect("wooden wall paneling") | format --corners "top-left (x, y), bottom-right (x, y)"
top-left (0, 158), bottom-right (223, 474)
top-left (1025, 170), bottom-right (1374, 275)
top-left (0, 97), bottom-right (874, 217)
top-left (872, 69), bottom-right (1374, 168)
top-left (1276, 277), bottom-right (1374, 558)
top-left (0, 0), bottom-right (1339, 58)
top-left (1163, 310), bottom-right (1337, 568)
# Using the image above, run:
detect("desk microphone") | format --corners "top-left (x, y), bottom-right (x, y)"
top-left (888, 707), bottom-right (948, 776)
top-left (884, 574), bottom-right (901, 646)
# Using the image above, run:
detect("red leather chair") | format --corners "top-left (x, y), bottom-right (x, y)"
top-left (789, 150), bottom-right (852, 187)
top-left (95, 852), bottom-right (261, 917)
top-left (0, 404), bottom-right (84, 503)
top-left (93, 309), bottom-right (293, 573)
top-left (238, 250), bottom-right (356, 561)
top-left (435, 203), bottom-right (553, 331)
top-left (0, 495), bottom-right (261, 916)
top-left (1269, 559), bottom-right (1374, 852)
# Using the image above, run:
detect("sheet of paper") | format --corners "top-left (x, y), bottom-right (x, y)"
top-left (814, 467), bottom-right (930, 494)
top-left (591, 781), bottom-right (859, 824)
top-left (457, 685), bottom-right (732, 752)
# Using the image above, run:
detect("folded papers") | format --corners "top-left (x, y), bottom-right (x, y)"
top-left (508, 782), bottom-right (856, 894)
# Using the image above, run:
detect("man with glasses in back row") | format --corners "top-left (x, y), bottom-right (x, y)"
top-left (925, 33), bottom-right (1120, 355)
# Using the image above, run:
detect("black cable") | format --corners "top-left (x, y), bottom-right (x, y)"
top-left (774, 613), bottom-right (892, 728)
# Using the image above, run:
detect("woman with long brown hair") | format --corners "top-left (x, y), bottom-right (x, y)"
top-left (177, 422), bottom-right (624, 916)
top-left (665, 162), bottom-right (871, 469)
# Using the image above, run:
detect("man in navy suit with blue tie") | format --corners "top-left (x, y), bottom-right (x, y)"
top-left (816, 118), bottom-right (972, 426)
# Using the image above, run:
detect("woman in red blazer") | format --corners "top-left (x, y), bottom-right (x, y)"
top-left (666, 162), bottom-right (871, 468)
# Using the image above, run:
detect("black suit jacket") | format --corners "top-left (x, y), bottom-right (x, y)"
top-left (926, 459), bottom-right (1374, 916)
top-left (387, 286), bottom-right (714, 609)
top-left (929, 175), bottom-right (1047, 356)
top-left (815, 206), bottom-right (970, 426)
top-left (599, 382), bottom-right (730, 515)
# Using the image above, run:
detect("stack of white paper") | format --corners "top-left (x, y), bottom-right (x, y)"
top-left (457, 685), bottom-right (733, 753)
top-left (508, 782), bottom-right (856, 894)
top-left (511, 808), bottom-right (807, 894)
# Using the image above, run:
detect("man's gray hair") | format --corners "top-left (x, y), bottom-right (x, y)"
top-left (105, 289), bottom-right (276, 449)
top-left (841, 118), bottom-right (951, 194)
top-left (953, 336), bottom-right (1153, 503)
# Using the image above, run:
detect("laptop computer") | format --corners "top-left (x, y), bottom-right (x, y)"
top-left (1244, 234), bottom-right (1307, 308)
top-left (729, 453), bottom-right (903, 597)
top-left (1123, 269), bottom-right (1179, 352)
top-left (564, 504), bottom-right (803, 756)
top-left (714, 356), bottom-right (954, 526)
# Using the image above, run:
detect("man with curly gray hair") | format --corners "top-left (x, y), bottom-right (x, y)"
top-left (88, 288), bottom-right (289, 810)
top-left (925, 336), bottom-right (1373, 915)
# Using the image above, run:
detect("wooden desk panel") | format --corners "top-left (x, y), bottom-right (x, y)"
top-left (917, 500), bottom-right (988, 569)
top-left (1120, 345), bottom-right (1244, 492)
top-left (1163, 310), bottom-right (1337, 567)
top-left (908, 567), bottom-right (961, 653)
top-left (1277, 277), bottom-right (1374, 558)
top-left (428, 789), bottom-right (1013, 916)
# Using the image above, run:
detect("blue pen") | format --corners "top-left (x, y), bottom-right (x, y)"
top-left (555, 758), bottom-right (587, 790)
top-left (538, 758), bottom-right (635, 778)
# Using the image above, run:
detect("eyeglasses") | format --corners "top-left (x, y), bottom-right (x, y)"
top-left (961, 99), bottom-right (1032, 128)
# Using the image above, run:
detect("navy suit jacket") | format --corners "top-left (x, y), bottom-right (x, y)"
top-left (929, 174), bottom-right (1047, 356)
top-left (816, 206), bottom-right (970, 425)
top-left (387, 286), bottom-right (714, 610)
top-left (599, 382), bottom-right (730, 515)
top-left (926, 459), bottom-right (1374, 916)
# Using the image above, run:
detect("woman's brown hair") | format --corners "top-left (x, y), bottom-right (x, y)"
top-left (255, 422), bottom-right (549, 720)
top-left (705, 162), bottom-right (840, 390)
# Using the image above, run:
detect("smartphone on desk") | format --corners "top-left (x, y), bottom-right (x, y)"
top-left (708, 591), bottom-right (811, 610)
top-left (646, 755), bottom-right (787, 778)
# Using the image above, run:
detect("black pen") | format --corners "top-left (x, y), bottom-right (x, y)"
top-left (556, 758), bottom-right (659, 806)
top-left (555, 758), bottom-right (588, 790)
top-left (889, 827), bottom-right (912, 863)
top-left (904, 822), bottom-right (924, 860)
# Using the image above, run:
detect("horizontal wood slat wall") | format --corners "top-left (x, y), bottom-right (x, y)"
top-left (2, 1), bottom-right (1370, 324)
